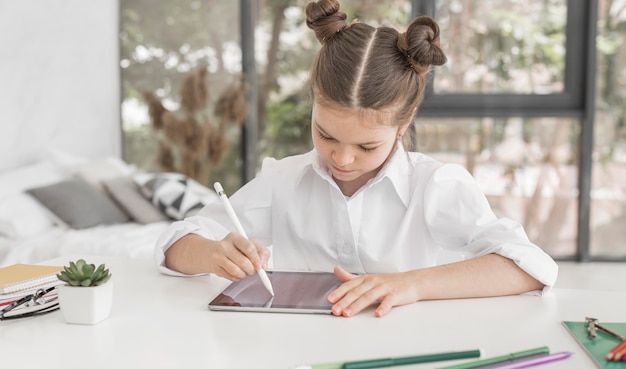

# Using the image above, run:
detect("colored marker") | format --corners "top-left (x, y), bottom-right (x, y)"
top-left (606, 340), bottom-right (626, 361)
top-left (488, 351), bottom-right (572, 369)
top-left (439, 347), bottom-right (550, 369)
top-left (615, 343), bottom-right (626, 361)
top-left (292, 349), bottom-right (481, 369)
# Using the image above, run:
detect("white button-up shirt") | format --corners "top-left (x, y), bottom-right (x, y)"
top-left (155, 145), bottom-right (558, 288)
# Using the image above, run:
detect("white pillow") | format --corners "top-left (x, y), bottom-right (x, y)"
top-left (0, 159), bottom-right (66, 197)
top-left (0, 193), bottom-right (57, 239)
top-left (50, 149), bottom-right (136, 192)
top-left (69, 158), bottom-right (136, 191)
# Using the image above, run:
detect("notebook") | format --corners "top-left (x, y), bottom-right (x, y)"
top-left (0, 264), bottom-right (64, 295)
top-left (562, 321), bottom-right (626, 368)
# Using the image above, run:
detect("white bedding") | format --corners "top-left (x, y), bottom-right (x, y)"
top-left (0, 150), bottom-right (215, 267)
top-left (0, 221), bottom-right (171, 267)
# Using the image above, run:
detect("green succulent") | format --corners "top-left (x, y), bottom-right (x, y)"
top-left (57, 259), bottom-right (112, 287)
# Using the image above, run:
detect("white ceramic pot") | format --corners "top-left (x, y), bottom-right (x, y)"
top-left (58, 281), bottom-right (113, 325)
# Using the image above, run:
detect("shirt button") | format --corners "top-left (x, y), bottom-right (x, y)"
top-left (341, 245), bottom-right (352, 254)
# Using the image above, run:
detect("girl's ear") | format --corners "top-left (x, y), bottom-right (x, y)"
top-left (397, 108), bottom-right (417, 138)
top-left (398, 121), bottom-right (411, 138)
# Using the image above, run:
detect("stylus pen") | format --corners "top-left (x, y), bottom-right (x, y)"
top-left (214, 182), bottom-right (274, 296)
top-left (292, 349), bottom-right (481, 369)
top-left (439, 346), bottom-right (550, 369)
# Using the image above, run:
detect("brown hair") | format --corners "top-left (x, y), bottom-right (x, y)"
top-left (305, 0), bottom-right (446, 126)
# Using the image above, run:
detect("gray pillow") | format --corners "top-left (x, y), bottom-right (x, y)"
top-left (102, 176), bottom-right (169, 224)
top-left (27, 178), bottom-right (130, 229)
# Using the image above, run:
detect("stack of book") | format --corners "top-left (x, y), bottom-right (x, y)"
top-left (0, 264), bottom-right (64, 317)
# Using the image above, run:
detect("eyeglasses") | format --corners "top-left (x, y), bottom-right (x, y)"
top-left (0, 286), bottom-right (59, 321)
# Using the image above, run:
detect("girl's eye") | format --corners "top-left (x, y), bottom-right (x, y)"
top-left (317, 129), bottom-right (376, 152)
top-left (318, 132), bottom-right (333, 141)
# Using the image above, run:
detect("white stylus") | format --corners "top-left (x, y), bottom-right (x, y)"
top-left (213, 182), bottom-right (274, 296)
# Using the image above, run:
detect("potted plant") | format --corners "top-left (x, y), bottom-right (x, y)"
top-left (56, 259), bottom-right (113, 325)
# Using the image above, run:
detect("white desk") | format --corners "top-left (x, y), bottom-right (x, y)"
top-left (2, 255), bottom-right (622, 369)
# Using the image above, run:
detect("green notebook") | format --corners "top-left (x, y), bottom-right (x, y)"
top-left (562, 321), bottom-right (626, 368)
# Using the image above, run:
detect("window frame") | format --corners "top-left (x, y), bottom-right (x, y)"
top-left (415, 0), bottom-right (588, 118)
top-left (412, 0), bottom-right (600, 262)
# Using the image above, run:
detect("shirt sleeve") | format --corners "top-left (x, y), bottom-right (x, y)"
top-left (423, 163), bottom-right (558, 291)
top-left (153, 211), bottom-right (230, 277)
top-left (154, 158), bottom-right (277, 276)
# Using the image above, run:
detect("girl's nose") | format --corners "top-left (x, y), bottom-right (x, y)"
top-left (332, 146), bottom-right (354, 166)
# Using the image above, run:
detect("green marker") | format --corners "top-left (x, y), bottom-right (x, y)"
top-left (438, 346), bottom-right (550, 369)
top-left (292, 349), bottom-right (481, 369)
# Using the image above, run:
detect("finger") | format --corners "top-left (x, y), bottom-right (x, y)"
top-left (336, 283), bottom-right (383, 317)
top-left (224, 246), bottom-right (257, 276)
top-left (327, 275), bottom-right (362, 304)
top-left (329, 277), bottom-right (374, 316)
top-left (255, 244), bottom-right (271, 269)
top-left (374, 295), bottom-right (395, 318)
top-left (333, 265), bottom-right (357, 282)
top-left (229, 233), bottom-right (263, 270)
top-left (327, 266), bottom-right (360, 304)
top-left (214, 234), bottom-right (256, 276)
top-left (214, 257), bottom-right (247, 280)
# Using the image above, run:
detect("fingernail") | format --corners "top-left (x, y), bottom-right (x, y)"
top-left (328, 294), bottom-right (336, 303)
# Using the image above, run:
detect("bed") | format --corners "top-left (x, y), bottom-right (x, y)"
top-left (0, 150), bottom-right (218, 267)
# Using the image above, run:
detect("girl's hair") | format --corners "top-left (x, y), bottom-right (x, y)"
top-left (305, 0), bottom-right (447, 127)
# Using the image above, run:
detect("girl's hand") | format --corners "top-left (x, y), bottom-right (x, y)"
top-left (207, 232), bottom-right (270, 281)
top-left (327, 265), bottom-right (420, 318)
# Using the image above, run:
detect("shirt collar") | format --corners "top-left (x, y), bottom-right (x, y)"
top-left (297, 145), bottom-right (411, 207)
top-left (374, 142), bottom-right (411, 207)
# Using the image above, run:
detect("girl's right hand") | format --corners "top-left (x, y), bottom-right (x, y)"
top-left (207, 232), bottom-right (271, 281)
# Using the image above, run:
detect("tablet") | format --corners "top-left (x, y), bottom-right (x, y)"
top-left (208, 271), bottom-right (342, 314)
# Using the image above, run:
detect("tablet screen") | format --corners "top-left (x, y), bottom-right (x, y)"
top-left (208, 271), bottom-right (342, 314)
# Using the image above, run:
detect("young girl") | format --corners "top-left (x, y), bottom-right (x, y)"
top-left (156, 0), bottom-right (558, 318)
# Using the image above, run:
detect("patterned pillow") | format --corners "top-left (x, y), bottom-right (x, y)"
top-left (134, 173), bottom-right (218, 220)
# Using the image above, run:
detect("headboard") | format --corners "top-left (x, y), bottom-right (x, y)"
top-left (0, 0), bottom-right (120, 172)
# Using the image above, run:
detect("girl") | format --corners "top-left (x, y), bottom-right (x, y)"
top-left (157, 0), bottom-right (557, 318)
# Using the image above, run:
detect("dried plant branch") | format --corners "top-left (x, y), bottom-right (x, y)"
top-left (143, 67), bottom-right (247, 185)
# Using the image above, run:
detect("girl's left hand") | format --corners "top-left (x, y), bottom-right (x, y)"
top-left (327, 265), bottom-right (420, 318)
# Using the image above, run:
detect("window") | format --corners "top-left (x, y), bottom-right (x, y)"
top-left (120, 0), bottom-right (625, 261)
top-left (119, 0), bottom-right (243, 194)
top-left (433, 0), bottom-right (568, 95)
top-left (414, 0), bottom-right (597, 260)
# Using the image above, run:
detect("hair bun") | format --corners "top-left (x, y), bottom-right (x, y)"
top-left (305, 0), bottom-right (348, 43)
top-left (401, 16), bottom-right (447, 69)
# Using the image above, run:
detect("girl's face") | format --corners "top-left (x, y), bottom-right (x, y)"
top-left (311, 102), bottom-right (408, 196)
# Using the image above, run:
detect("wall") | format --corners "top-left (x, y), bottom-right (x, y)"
top-left (0, 0), bottom-right (120, 172)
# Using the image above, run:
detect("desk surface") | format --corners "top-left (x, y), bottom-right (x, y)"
top-left (2, 255), bottom-right (622, 369)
